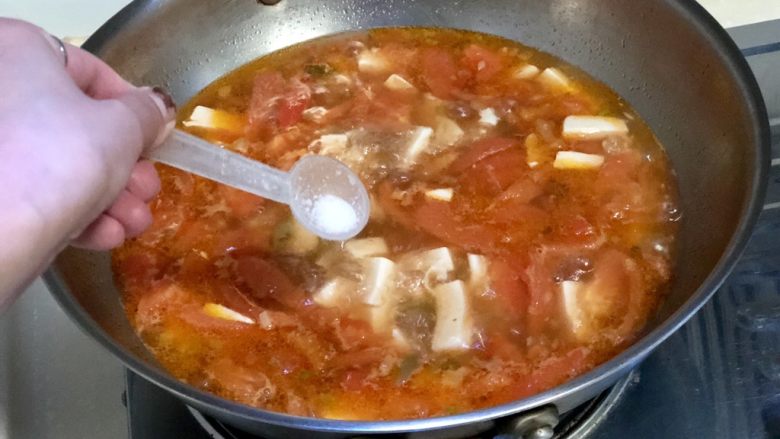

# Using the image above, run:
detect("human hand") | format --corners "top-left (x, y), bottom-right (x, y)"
top-left (0, 18), bottom-right (175, 305)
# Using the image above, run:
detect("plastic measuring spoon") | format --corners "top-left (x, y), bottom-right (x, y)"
top-left (145, 130), bottom-right (370, 241)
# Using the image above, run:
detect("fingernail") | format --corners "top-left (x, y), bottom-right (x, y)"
top-left (146, 86), bottom-right (177, 149)
top-left (146, 86), bottom-right (176, 121)
top-left (153, 119), bottom-right (176, 149)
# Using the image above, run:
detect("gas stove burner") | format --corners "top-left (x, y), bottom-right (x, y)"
top-left (183, 371), bottom-right (635, 439)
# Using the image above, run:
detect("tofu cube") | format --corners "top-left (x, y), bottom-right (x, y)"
top-left (357, 49), bottom-right (390, 74)
top-left (182, 106), bottom-right (245, 133)
top-left (467, 253), bottom-right (488, 287)
top-left (553, 151), bottom-right (605, 170)
top-left (431, 280), bottom-right (472, 351)
top-left (478, 108), bottom-right (500, 126)
top-left (537, 67), bottom-right (573, 93)
top-left (405, 247), bottom-right (454, 282)
top-left (202, 303), bottom-right (255, 324)
top-left (562, 115), bottom-right (629, 140)
top-left (312, 277), bottom-right (356, 308)
top-left (317, 133), bottom-right (349, 156)
top-left (434, 116), bottom-right (464, 146)
top-left (425, 188), bottom-right (454, 202)
top-left (384, 74), bottom-right (416, 91)
top-left (302, 106), bottom-right (328, 123)
top-left (560, 280), bottom-right (584, 336)
top-left (402, 126), bottom-right (434, 168)
top-left (513, 64), bottom-right (540, 80)
top-left (344, 237), bottom-right (389, 258)
top-left (361, 257), bottom-right (396, 306)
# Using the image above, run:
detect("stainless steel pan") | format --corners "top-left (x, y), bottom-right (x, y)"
top-left (43, 0), bottom-right (769, 437)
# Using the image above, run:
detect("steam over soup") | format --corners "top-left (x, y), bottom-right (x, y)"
top-left (113, 28), bottom-right (679, 420)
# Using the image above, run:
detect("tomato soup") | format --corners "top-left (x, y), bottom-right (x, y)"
top-left (112, 28), bottom-right (679, 420)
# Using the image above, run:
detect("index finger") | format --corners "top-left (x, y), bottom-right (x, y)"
top-left (58, 40), bottom-right (133, 99)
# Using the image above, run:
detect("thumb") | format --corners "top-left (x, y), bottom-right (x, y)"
top-left (95, 86), bottom-right (176, 163)
top-left (117, 86), bottom-right (176, 152)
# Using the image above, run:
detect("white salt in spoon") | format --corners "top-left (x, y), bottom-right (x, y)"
top-left (146, 130), bottom-right (370, 241)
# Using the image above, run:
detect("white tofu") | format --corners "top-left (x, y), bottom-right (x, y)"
top-left (370, 300), bottom-right (396, 333)
top-left (344, 237), bottom-right (389, 258)
top-left (202, 303), bottom-right (255, 324)
top-left (467, 253), bottom-right (488, 287)
top-left (478, 108), bottom-right (500, 126)
top-left (425, 188), bottom-right (454, 202)
top-left (369, 194), bottom-right (386, 221)
top-left (434, 116), bottom-right (464, 146)
top-left (182, 106), bottom-right (244, 132)
top-left (553, 151), bottom-right (605, 170)
top-left (407, 247), bottom-right (454, 282)
top-left (524, 132), bottom-right (545, 168)
top-left (560, 280), bottom-right (584, 336)
top-left (537, 67), bottom-right (573, 92)
top-left (317, 133), bottom-right (349, 155)
top-left (312, 277), bottom-right (356, 308)
top-left (302, 106), bottom-right (328, 123)
top-left (361, 257), bottom-right (396, 306)
top-left (384, 74), bottom-right (416, 91)
top-left (562, 115), bottom-right (629, 140)
top-left (257, 311), bottom-right (274, 330)
top-left (431, 280), bottom-right (472, 351)
top-left (402, 126), bottom-right (434, 167)
top-left (357, 49), bottom-right (390, 74)
top-left (332, 73), bottom-right (352, 85)
top-left (513, 64), bottom-right (540, 80)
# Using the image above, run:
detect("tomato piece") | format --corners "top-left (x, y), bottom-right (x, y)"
top-left (596, 150), bottom-right (642, 189)
top-left (377, 180), bottom-right (506, 253)
top-left (488, 258), bottom-right (530, 319)
top-left (459, 148), bottom-right (527, 199)
top-left (522, 247), bottom-right (562, 334)
top-left (496, 177), bottom-right (544, 204)
top-left (134, 282), bottom-right (196, 330)
top-left (214, 284), bottom-right (264, 319)
top-left (590, 249), bottom-right (645, 339)
top-left (420, 47), bottom-right (465, 99)
top-left (247, 73), bottom-right (311, 140)
top-left (559, 214), bottom-right (594, 238)
top-left (248, 71), bottom-right (286, 140)
top-left (235, 256), bottom-right (306, 309)
top-left (205, 358), bottom-right (276, 405)
top-left (449, 137), bottom-right (519, 173)
top-left (277, 79), bottom-right (311, 128)
top-left (490, 200), bottom-right (548, 226)
top-left (461, 44), bottom-right (503, 82)
top-left (413, 200), bottom-right (502, 253)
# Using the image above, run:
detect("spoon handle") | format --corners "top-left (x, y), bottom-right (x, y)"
top-left (145, 130), bottom-right (292, 204)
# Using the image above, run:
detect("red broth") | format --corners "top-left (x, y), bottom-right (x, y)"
top-left (112, 28), bottom-right (679, 420)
